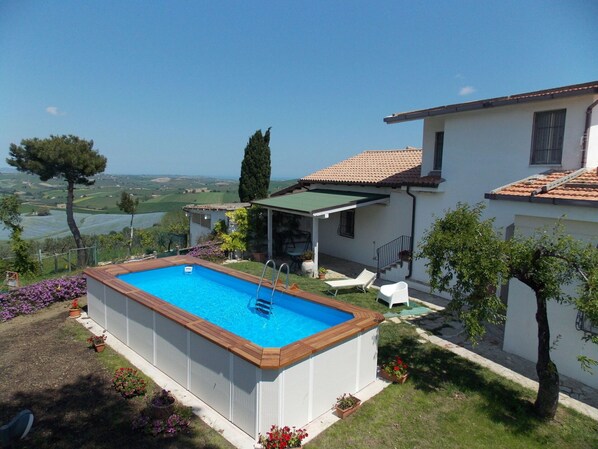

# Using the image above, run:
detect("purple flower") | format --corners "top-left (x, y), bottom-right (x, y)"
top-left (0, 275), bottom-right (86, 322)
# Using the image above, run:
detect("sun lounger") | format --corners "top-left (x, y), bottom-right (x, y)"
top-left (325, 269), bottom-right (376, 296)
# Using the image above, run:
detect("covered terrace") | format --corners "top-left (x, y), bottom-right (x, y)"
top-left (252, 189), bottom-right (389, 276)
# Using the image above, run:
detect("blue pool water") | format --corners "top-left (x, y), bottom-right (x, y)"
top-left (117, 265), bottom-right (352, 347)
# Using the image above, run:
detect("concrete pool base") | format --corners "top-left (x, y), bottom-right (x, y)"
top-left (76, 312), bottom-right (391, 449)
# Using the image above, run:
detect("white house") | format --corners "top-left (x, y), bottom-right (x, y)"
top-left (383, 80), bottom-right (598, 388)
top-left (184, 203), bottom-right (249, 245)
top-left (255, 80), bottom-right (598, 389)
top-left (253, 148), bottom-right (441, 277)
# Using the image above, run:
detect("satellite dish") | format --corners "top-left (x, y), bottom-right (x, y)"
top-left (0, 410), bottom-right (34, 448)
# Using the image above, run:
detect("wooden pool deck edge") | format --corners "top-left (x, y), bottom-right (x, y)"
top-left (84, 256), bottom-right (384, 370)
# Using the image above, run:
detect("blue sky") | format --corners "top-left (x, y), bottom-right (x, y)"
top-left (1, 1), bottom-right (596, 179)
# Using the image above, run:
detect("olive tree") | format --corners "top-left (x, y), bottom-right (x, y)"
top-left (7, 135), bottom-right (107, 264)
top-left (419, 203), bottom-right (597, 419)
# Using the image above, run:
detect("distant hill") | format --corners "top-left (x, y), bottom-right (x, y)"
top-left (0, 171), bottom-right (297, 215)
top-left (0, 166), bottom-right (17, 174)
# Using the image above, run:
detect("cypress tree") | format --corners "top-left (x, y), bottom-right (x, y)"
top-left (238, 128), bottom-right (271, 202)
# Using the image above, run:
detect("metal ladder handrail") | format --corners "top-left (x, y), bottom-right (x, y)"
top-left (271, 263), bottom-right (290, 302)
top-left (255, 259), bottom-right (277, 304)
top-left (260, 263), bottom-right (290, 315)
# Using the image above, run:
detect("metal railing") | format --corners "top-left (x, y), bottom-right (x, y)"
top-left (376, 235), bottom-right (412, 277)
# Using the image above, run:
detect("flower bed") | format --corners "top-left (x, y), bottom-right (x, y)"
top-left (0, 275), bottom-right (86, 322)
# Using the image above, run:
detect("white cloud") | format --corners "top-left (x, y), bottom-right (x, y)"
top-left (459, 86), bottom-right (476, 96)
top-left (46, 106), bottom-right (65, 116)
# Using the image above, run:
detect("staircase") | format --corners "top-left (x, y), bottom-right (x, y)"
top-left (376, 235), bottom-right (412, 277)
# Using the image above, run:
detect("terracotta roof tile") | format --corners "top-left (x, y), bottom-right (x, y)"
top-left (300, 148), bottom-right (441, 188)
top-left (486, 168), bottom-right (598, 207)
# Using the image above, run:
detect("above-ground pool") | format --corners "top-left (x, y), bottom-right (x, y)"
top-left (85, 256), bottom-right (383, 438)
top-left (117, 264), bottom-right (353, 347)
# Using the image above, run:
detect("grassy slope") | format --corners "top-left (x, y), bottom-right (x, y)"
top-left (228, 262), bottom-right (598, 449)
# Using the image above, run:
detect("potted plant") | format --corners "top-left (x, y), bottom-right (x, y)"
top-left (318, 266), bottom-right (327, 280)
top-left (149, 389), bottom-right (176, 419)
top-left (334, 393), bottom-right (361, 419)
top-left (398, 249), bottom-right (412, 262)
top-left (87, 333), bottom-right (107, 352)
top-left (380, 356), bottom-right (409, 383)
top-left (300, 250), bottom-right (314, 276)
top-left (69, 298), bottom-right (82, 318)
top-left (258, 425), bottom-right (308, 448)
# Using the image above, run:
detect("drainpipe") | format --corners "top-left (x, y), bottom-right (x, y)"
top-left (405, 186), bottom-right (416, 279)
top-left (581, 99), bottom-right (598, 167)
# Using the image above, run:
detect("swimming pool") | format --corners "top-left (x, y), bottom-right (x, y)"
top-left (85, 256), bottom-right (383, 438)
top-left (117, 264), bottom-right (353, 347)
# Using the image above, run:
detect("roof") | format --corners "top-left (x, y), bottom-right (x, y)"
top-left (300, 148), bottom-right (441, 188)
top-left (485, 167), bottom-right (598, 208)
top-left (385, 80), bottom-right (598, 124)
top-left (252, 189), bottom-right (390, 217)
top-left (183, 203), bottom-right (250, 213)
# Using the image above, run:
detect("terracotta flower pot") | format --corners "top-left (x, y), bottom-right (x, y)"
top-left (335, 400), bottom-right (361, 419)
top-left (93, 342), bottom-right (105, 352)
top-left (379, 369), bottom-right (409, 384)
top-left (150, 401), bottom-right (175, 419)
top-left (69, 308), bottom-right (81, 318)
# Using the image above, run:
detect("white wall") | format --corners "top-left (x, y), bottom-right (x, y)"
top-left (188, 210), bottom-right (228, 245)
top-left (409, 94), bottom-right (598, 288)
top-left (308, 184), bottom-right (413, 269)
top-left (501, 214), bottom-right (598, 389)
top-left (586, 100), bottom-right (598, 168)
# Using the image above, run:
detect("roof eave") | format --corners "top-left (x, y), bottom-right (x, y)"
top-left (300, 180), bottom-right (440, 188)
top-left (384, 83), bottom-right (598, 124)
top-left (485, 192), bottom-right (598, 208)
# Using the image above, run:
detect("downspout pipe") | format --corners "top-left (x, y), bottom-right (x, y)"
top-left (405, 186), bottom-right (416, 279)
top-left (581, 98), bottom-right (598, 167)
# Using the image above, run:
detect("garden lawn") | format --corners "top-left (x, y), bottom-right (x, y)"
top-left (229, 262), bottom-right (598, 449)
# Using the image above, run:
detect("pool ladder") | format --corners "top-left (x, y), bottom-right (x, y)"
top-left (254, 260), bottom-right (289, 316)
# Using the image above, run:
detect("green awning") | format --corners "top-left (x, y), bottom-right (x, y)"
top-left (252, 189), bottom-right (389, 216)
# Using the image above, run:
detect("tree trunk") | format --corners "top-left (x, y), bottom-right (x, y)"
top-left (534, 293), bottom-right (560, 418)
top-left (128, 213), bottom-right (134, 256)
top-left (66, 182), bottom-right (86, 267)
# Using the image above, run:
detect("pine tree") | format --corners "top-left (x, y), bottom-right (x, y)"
top-left (238, 128), bottom-right (271, 202)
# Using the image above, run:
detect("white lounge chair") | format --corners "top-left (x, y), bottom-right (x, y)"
top-left (325, 269), bottom-right (376, 297)
top-left (376, 281), bottom-right (409, 308)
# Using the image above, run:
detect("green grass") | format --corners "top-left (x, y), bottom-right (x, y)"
top-left (227, 262), bottom-right (598, 449)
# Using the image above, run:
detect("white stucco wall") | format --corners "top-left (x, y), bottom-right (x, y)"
top-left (188, 210), bottom-right (228, 245)
top-left (499, 214), bottom-right (598, 389)
top-left (409, 94), bottom-right (598, 289)
top-left (308, 184), bottom-right (413, 270)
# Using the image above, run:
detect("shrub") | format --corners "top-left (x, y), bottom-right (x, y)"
top-left (0, 275), bottom-right (86, 322)
top-left (112, 367), bottom-right (147, 399)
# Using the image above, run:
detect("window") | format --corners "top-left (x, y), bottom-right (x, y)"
top-left (531, 109), bottom-right (566, 165)
top-left (338, 210), bottom-right (355, 238)
top-left (192, 212), bottom-right (211, 229)
top-left (433, 131), bottom-right (444, 171)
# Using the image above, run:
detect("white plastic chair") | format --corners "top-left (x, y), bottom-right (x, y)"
top-left (376, 281), bottom-right (409, 308)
